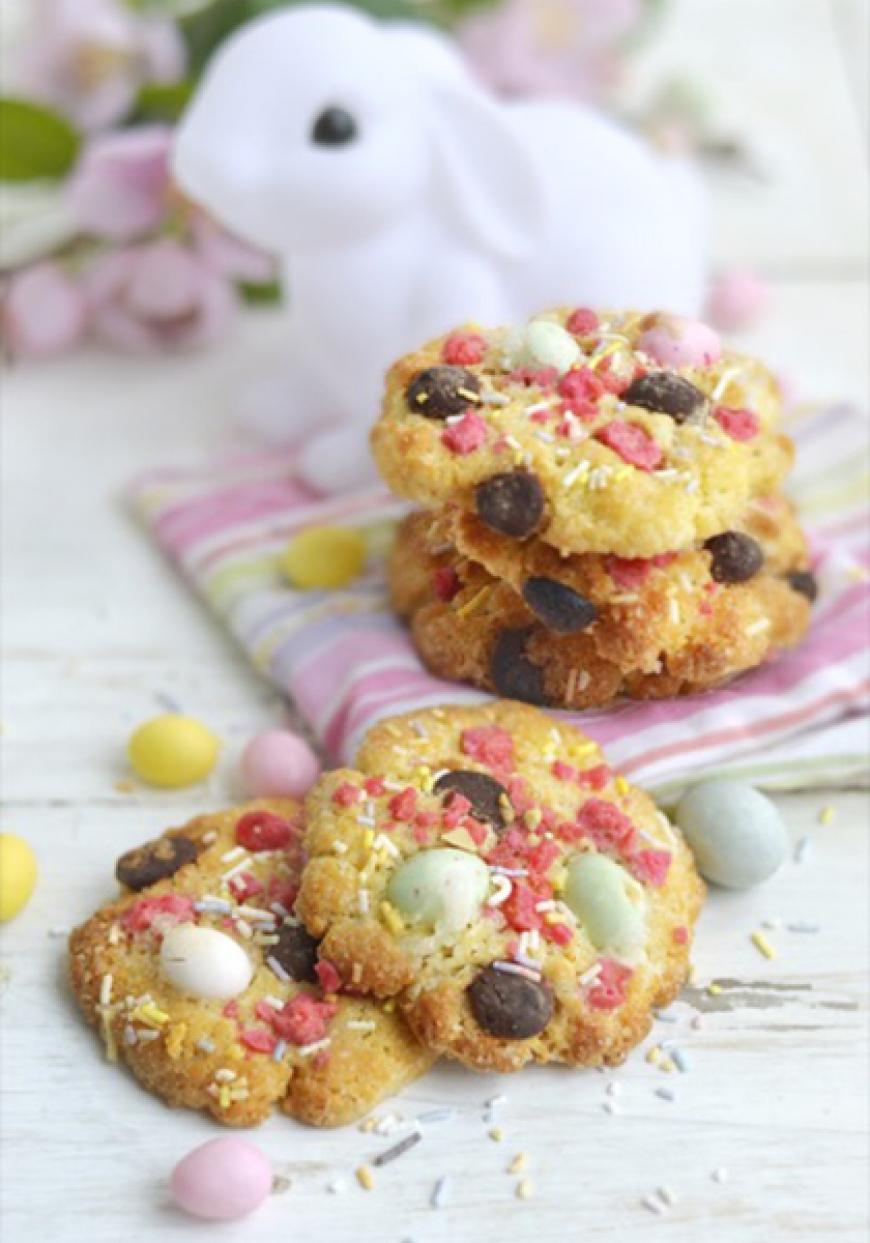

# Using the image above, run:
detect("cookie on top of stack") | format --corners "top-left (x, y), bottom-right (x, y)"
top-left (371, 307), bottom-right (816, 708)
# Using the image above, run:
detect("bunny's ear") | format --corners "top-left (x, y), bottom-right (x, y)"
top-left (427, 80), bottom-right (545, 262)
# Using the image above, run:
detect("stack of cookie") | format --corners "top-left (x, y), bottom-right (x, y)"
top-left (70, 702), bottom-right (705, 1123)
top-left (372, 307), bottom-right (816, 708)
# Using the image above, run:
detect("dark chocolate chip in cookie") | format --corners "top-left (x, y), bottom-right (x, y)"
top-left (490, 628), bottom-right (548, 705)
top-left (468, 965), bottom-right (554, 1039)
top-left (406, 366), bottom-right (480, 419)
top-left (623, 372), bottom-right (706, 422)
top-left (475, 471), bottom-right (544, 538)
top-left (433, 770), bottom-right (509, 830)
top-left (522, 577), bottom-right (597, 634)
top-left (271, 924), bottom-right (320, 983)
top-left (786, 569), bottom-right (818, 602)
top-left (115, 833), bottom-right (199, 891)
top-left (703, 531), bottom-right (764, 583)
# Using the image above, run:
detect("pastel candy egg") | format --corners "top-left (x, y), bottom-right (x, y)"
top-left (563, 853), bottom-right (646, 957)
top-left (675, 779), bottom-right (787, 889)
top-left (387, 848), bottom-right (489, 932)
top-left (171, 1138), bottom-right (272, 1220)
top-left (524, 319), bottom-right (582, 374)
top-left (240, 728), bottom-right (320, 799)
top-left (127, 714), bottom-right (219, 788)
top-left (637, 314), bottom-right (722, 369)
top-left (281, 524), bottom-right (366, 590)
top-left (160, 923), bottom-right (253, 1000)
top-left (0, 834), bottom-right (37, 922)
top-left (705, 268), bottom-right (769, 331)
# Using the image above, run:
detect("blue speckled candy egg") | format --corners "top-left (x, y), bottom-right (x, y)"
top-left (675, 779), bottom-right (788, 889)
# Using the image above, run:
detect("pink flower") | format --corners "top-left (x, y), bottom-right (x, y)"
top-left (458, 0), bottom-right (643, 102)
top-left (66, 125), bottom-right (173, 241)
top-left (189, 214), bottom-right (277, 285)
top-left (1, 262), bottom-right (88, 358)
top-left (83, 238), bottom-right (237, 351)
top-left (10, 0), bottom-right (185, 131)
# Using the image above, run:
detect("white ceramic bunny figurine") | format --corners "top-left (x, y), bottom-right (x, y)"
top-left (174, 4), bottom-right (706, 493)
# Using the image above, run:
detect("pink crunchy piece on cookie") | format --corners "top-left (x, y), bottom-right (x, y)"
top-left (121, 892), bottom-right (196, 935)
top-left (332, 781), bottom-right (361, 808)
top-left (587, 959), bottom-right (633, 1010)
top-left (433, 566), bottom-right (461, 602)
top-left (315, 959), bottom-right (342, 994)
top-left (713, 406), bottom-right (760, 441)
top-left (270, 994), bottom-right (337, 1045)
top-left (388, 787), bottom-right (418, 822)
top-left (460, 724), bottom-right (514, 770)
top-left (557, 366), bottom-right (605, 409)
top-left (442, 331), bottom-right (487, 366)
top-left (441, 410), bottom-right (488, 455)
top-left (239, 1026), bottom-right (277, 1054)
top-left (577, 798), bottom-right (638, 855)
top-left (628, 848), bottom-right (672, 887)
top-left (595, 421), bottom-right (663, 471)
top-left (566, 307), bottom-right (599, 336)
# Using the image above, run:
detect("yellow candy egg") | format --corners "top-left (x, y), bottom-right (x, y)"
top-left (280, 525), bottom-right (366, 590)
top-left (127, 714), bottom-right (219, 788)
top-left (0, 834), bottom-right (38, 922)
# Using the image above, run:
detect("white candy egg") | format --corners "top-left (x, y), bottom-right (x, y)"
top-left (675, 779), bottom-right (788, 889)
top-left (160, 924), bottom-right (253, 1000)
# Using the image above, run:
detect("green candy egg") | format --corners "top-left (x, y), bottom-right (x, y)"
top-left (563, 853), bottom-right (646, 956)
top-left (524, 319), bottom-right (581, 375)
top-left (386, 848), bottom-right (490, 932)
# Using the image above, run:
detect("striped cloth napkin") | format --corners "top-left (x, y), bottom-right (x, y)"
top-left (132, 403), bottom-right (870, 799)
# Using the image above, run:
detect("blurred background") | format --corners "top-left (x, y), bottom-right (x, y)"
top-left (0, 0), bottom-right (867, 407)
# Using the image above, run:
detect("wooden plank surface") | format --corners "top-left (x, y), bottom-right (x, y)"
top-left (1, 1), bottom-right (867, 1239)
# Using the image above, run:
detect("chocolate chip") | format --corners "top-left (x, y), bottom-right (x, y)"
top-left (271, 924), bottom-right (320, 983)
top-left (623, 372), bottom-right (706, 422)
top-left (433, 770), bottom-right (509, 830)
top-left (115, 833), bottom-right (199, 891)
top-left (522, 577), bottom-right (597, 634)
top-left (490, 628), bottom-right (548, 705)
top-left (787, 569), bottom-right (818, 602)
top-left (703, 531), bottom-right (764, 583)
top-left (406, 366), bottom-right (480, 419)
top-left (475, 472), bottom-right (544, 538)
top-left (468, 965), bottom-right (554, 1039)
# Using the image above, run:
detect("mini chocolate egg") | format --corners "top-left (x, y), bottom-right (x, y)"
top-left (0, 833), bottom-right (37, 922)
top-left (160, 924), bottom-right (253, 1000)
top-left (563, 853), bottom-right (646, 957)
top-left (171, 1138), bottom-right (272, 1220)
top-left (240, 728), bottom-right (320, 799)
top-left (281, 524), bottom-right (366, 590)
top-left (387, 848), bottom-right (489, 932)
top-left (524, 318), bottom-right (582, 374)
top-left (127, 714), bottom-right (219, 788)
top-left (675, 779), bottom-right (787, 889)
top-left (637, 313), bottom-right (722, 369)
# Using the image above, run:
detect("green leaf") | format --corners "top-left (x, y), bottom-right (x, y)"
top-left (134, 78), bottom-right (195, 122)
top-left (238, 277), bottom-right (283, 305)
top-left (0, 99), bottom-right (81, 182)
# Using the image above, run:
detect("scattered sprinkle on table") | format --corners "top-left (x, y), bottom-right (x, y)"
top-left (489, 1127), bottom-right (504, 1142)
top-left (355, 1165), bottom-right (374, 1191)
top-left (751, 930), bottom-right (777, 959)
top-left (712, 1167), bottom-right (729, 1183)
top-left (507, 1152), bottom-right (528, 1175)
top-left (373, 1131), bottom-right (421, 1167)
top-left (794, 835), bottom-right (812, 862)
top-left (655, 1087), bottom-right (676, 1102)
top-left (516, 1179), bottom-right (534, 1200)
top-left (431, 1175), bottom-right (452, 1209)
top-left (818, 805), bottom-right (836, 826)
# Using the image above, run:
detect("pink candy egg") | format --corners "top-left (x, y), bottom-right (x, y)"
top-left (705, 268), bottom-right (770, 331)
top-left (171, 1138), bottom-right (273, 1220)
top-left (637, 314), bottom-right (722, 368)
top-left (240, 728), bottom-right (320, 799)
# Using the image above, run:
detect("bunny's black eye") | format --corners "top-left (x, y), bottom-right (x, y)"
top-left (311, 107), bottom-right (358, 146)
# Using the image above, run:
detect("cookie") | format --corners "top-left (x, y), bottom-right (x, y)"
top-left (296, 703), bottom-right (704, 1072)
top-left (69, 801), bottom-right (433, 1127)
top-left (388, 497), bottom-right (813, 707)
top-left (370, 308), bottom-right (794, 558)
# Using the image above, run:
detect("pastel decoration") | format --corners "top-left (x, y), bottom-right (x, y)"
top-left (637, 313), bottom-right (722, 368)
top-left (386, 848), bottom-right (490, 931)
top-left (173, 5), bottom-right (706, 493)
top-left (171, 1138), bottom-right (273, 1220)
top-left (563, 852), bottom-right (646, 957)
top-left (0, 834), bottom-right (37, 922)
top-left (127, 714), bottom-right (219, 788)
top-left (240, 729), bottom-right (321, 799)
top-left (675, 779), bottom-right (788, 889)
top-left (280, 525), bottom-right (366, 590)
top-left (160, 923), bottom-right (253, 1000)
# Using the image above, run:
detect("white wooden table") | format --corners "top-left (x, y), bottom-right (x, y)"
top-left (1, 2), bottom-right (868, 1239)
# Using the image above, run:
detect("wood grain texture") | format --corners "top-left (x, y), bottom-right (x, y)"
top-left (1, 1), bottom-right (868, 1238)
